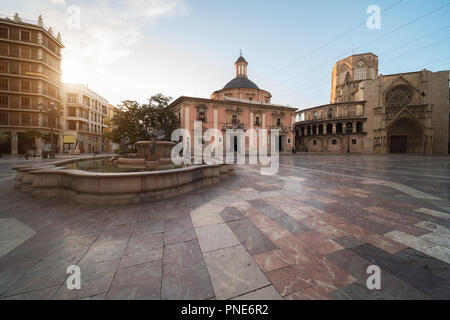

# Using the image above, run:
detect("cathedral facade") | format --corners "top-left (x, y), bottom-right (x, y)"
top-left (170, 55), bottom-right (297, 154)
top-left (294, 53), bottom-right (450, 154)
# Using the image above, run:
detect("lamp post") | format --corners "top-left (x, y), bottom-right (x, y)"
top-left (345, 122), bottom-right (353, 153)
top-left (40, 101), bottom-right (60, 159)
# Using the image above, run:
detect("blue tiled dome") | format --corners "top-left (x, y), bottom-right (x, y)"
top-left (223, 77), bottom-right (259, 90)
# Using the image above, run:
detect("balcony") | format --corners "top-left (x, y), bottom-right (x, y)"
top-left (0, 15), bottom-right (62, 58)
top-left (223, 122), bottom-right (245, 130)
top-left (270, 123), bottom-right (289, 131)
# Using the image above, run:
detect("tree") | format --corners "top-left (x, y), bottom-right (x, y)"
top-left (141, 93), bottom-right (178, 141)
top-left (0, 131), bottom-right (9, 156)
top-left (24, 130), bottom-right (42, 141)
top-left (109, 100), bottom-right (147, 145)
top-left (109, 94), bottom-right (178, 144)
top-left (0, 131), bottom-right (8, 145)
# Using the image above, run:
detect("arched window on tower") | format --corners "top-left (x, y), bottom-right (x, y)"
top-left (354, 60), bottom-right (367, 81)
top-left (232, 115), bottom-right (237, 124)
top-left (328, 109), bottom-right (333, 119)
top-left (255, 116), bottom-right (260, 126)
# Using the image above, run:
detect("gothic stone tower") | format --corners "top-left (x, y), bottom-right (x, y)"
top-left (331, 53), bottom-right (379, 103)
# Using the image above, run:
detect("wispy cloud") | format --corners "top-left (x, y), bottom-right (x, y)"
top-left (51, 0), bottom-right (189, 65)
top-left (0, 0), bottom-right (190, 98)
top-left (122, 0), bottom-right (190, 19)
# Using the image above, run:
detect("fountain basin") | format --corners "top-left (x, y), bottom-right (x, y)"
top-left (13, 156), bottom-right (234, 205)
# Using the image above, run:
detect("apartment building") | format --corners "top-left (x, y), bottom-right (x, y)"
top-left (62, 83), bottom-right (108, 153)
top-left (0, 13), bottom-right (64, 155)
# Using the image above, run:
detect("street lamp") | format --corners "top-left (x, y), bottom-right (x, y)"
top-left (345, 122), bottom-right (353, 153)
top-left (40, 101), bottom-right (60, 159)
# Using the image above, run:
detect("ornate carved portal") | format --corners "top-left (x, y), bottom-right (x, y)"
top-left (387, 117), bottom-right (425, 154)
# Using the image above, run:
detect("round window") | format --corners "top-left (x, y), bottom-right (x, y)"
top-left (385, 86), bottom-right (412, 107)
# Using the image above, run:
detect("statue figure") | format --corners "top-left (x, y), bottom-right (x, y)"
top-left (338, 72), bottom-right (358, 102)
top-left (147, 129), bottom-right (165, 160)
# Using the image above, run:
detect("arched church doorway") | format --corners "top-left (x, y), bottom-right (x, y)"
top-left (388, 117), bottom-right (424, 154)
top-left (390, 136), bottom-right (407, 153)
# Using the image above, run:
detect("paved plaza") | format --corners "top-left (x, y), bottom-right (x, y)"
top-left (0, 154), bottom-right (449, 300)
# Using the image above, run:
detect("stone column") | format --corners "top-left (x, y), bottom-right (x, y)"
top-left (11, 132), bottom-right (18, 155)
top-left (184, 104), bottom-right (190, 151)
top-left (184, 105), bottom-right (190, 130)
top-left (262, 113), bottom-right (266, 129)
top-left (214, 107), bottom-right (218, 130)
top-left (250, 111), bottom-right (253, 129)
top-left (35, 137), bottom-right (42, 156)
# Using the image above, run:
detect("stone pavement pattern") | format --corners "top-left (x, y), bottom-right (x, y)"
top-left (0, 155), bottom-right (449, 299)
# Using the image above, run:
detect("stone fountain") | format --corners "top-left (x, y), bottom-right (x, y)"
top-left (115, 130), bottom-right (176, 166)
top-left (12, 129), bottom-right (235, 205)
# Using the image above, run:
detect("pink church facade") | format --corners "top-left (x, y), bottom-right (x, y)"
top-left (169, 55), bottom-right (297, 153)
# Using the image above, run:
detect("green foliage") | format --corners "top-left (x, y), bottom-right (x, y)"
top-left (110, 94), bottom-right (178, 144)
top-left (0, 131), bottom-right (9, 145)
top-left (24, 130), bottom-right (42, 140)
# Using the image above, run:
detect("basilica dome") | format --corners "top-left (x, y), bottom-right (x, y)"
top-left (223, 76), bottom-right (260, 90)
top-left (211, 54), bottom-right (272, 103)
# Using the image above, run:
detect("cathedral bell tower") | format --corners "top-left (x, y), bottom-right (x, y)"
top-left (235, 51), bottom-right (248, 78)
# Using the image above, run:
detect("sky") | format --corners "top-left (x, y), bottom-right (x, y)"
top-left (1, 0), bottom-right (449, 110)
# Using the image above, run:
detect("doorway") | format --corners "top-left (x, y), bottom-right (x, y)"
top-left (390, 135), bottom-right (407, 153)
top-left (387, 117), bottom-right (424, 154)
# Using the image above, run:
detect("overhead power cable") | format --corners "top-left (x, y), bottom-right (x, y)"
top-left (260, 0), bottom-right (404, 81)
